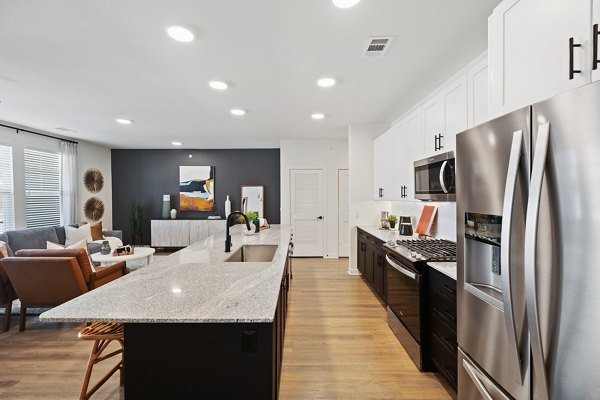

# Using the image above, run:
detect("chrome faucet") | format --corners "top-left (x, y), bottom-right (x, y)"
top-left (225, 211), bottom-right (251, 252)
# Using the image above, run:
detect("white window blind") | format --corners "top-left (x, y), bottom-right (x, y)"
top-left (24, 149), bottom-right (61, 228)
top-left (0, 145), bottom-right (15, 233)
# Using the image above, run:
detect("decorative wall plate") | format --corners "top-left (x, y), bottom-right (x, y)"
top-left (84, 197), bottom-right (105, 221)
top-left (83, 168), bottom-right (104, 193)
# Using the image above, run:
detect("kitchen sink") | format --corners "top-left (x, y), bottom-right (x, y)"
top-left (224, 245), bottom-right (278, 262)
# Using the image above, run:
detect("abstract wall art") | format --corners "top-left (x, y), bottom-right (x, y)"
top-left (179, 166), bottom-right (215, 212)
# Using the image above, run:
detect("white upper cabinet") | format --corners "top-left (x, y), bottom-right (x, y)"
top-left (395, 109), bottom-right (423, 201)
top-left (423, 94), bottom-right (445, 155)
top-left (489, 0), bottom-right (593, 118)
top-left (593, 0), bottom-right (600, 82)
top-left (373, 132), bottom-right (387, 200)
top-left (373, 129), bottom-right (399, 201)
top-left (442, 75), bottom-right (468, 151)
top-left (468, 55), bottom-right (489, 127)
top-left (423, 75), bottom-right (468, 155)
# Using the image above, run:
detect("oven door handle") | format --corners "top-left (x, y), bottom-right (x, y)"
top-left (385, 255), bottom-right (418, 281)
top-left (439, 160), bottom-right (449, 193)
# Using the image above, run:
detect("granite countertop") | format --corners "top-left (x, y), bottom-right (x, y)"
top-left (357, 225), bottom-right (406, 243)
top-left (359, 226), bottom-right (457, 281)
top-left (428, 262), bottom-right (457, 281)
top-left (40, 225), bottom-right (291, 324)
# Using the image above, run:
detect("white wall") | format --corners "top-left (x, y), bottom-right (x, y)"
top-left (390, 200), bottom-right (456, 241)
top-left (0, 124), bottom-right (112, 230)
top-left (78, 141), bottom-right (112, 229)
top-left (280, 139), bottom-right (348, 258)
top-left (348, 123), bottom-right (389, 274)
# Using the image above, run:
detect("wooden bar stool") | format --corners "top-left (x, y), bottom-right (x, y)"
top-left (78, 322), bottom-right (124, 400)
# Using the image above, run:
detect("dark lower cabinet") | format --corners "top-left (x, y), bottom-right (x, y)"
top-left (373, 247), bottom-right (386, 301)
top-left (125, 255), bottom-right (290, 400)
top-left (356, 228), bottom-right (386, 302)
top-left (428, 267), bottom-right (457, 390)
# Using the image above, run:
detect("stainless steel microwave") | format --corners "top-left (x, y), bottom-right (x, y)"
top-left (414, 151), bottom-right (455, 201)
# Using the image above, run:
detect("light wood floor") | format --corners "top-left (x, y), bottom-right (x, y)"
top-left (0, 258), bottom-right (455, 399)
top-left (280, 258), bottom-right (455, 400)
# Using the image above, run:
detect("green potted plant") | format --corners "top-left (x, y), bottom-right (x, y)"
top-left (244, 211), bottom-right (260, 233)
top-left (130, 201), bottom-right (144, 245)
top-left (388, 214), bottom-right (398, 229)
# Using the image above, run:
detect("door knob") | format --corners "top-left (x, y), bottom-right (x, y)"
top-left (317, 216), bottom-right (324, 220)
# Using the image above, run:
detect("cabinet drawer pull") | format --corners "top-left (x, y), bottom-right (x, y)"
top-left (569, 37), bottom-right (582, 79)
top-left (594, 24), bottom-right (599, 71)
top-left (443, 284), bottom-right (456, 294)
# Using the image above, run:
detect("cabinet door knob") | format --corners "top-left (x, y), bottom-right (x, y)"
top-left (569, 37), bottom-right (582, 79)
top-left (594, 24), bottom-right (599, 71)
top-left (317, 216), bottom-right (324, 220)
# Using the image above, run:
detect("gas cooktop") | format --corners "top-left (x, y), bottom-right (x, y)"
top-left (395, 239), bottom-right (457, 262)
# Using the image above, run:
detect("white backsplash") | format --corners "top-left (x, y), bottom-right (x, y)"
top-left (390, 200), bottom-right (457, 241)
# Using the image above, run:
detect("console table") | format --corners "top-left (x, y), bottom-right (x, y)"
top-left (151, 219), bottom-right (226, 247)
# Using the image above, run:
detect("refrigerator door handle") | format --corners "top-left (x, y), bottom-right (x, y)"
top-left (439, 160), bottom-right (449, 193)
top-left (500, 130), bottom-right (525, 379)
top-left (462, 358), bottom-right (510, 400)
top-left (525, 122), bottom-right (551, 400)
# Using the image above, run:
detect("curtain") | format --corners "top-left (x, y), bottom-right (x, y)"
top-left (60, 141), bottom-right (78, 225)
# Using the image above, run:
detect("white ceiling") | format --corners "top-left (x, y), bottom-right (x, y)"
top-left (0, 0), bottom-right (500, 149)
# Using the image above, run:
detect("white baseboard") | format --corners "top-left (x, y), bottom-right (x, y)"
top-left (347, 268), bottom-right (361, 276)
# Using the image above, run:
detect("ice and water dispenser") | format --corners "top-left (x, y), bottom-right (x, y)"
top-left (464, 212), bottom-right (505, 310)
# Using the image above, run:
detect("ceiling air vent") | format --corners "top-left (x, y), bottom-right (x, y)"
top-left (363, 36), bottom-right (393, 57)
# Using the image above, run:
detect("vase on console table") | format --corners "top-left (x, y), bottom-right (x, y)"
top-left (170, 209), bottom-right (177, 219)
top-left (161, 195), bottom-right (171, 219)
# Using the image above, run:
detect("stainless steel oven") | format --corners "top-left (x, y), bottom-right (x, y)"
top-left (385, 252), bottom-right (426, 370)
top-left (414, 151), bottom-right (455, 201)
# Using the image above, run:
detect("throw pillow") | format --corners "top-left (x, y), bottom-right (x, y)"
top-left (0, 240), bottom-right (9, 258)
top-left (65, 224), bottom-right (92, 246)
top-left (90, 221), bottom-right (104, 241)
top-left (47, 239), bottom-right (96, 272)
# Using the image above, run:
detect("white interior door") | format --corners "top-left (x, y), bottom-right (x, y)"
top-left (337, 169), bottom-right (349, 258)
top-left (290, 169), bottom-right (325, 257)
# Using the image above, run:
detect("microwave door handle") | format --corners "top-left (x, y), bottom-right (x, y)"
top-left (385, 255), bottom-right (417, 281)
top-left (525, 122), bottom-right (551, 400)
top-left (500, 130), bottom-right (525, 379)
top-left (439, 160), bottom-right (449, 193)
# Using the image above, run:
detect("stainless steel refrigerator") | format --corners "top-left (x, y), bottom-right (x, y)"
top-left (456, 80), bottom-right (600, 400)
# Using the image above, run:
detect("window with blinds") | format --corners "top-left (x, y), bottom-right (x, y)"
top-left (24, 149), bottom-right (61, 228)
top-left (0, 145), bottom-right (15, 233)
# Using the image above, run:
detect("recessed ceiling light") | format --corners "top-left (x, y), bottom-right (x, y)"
top-left (167, 26), bottom-right (194, 43)
top-left (116, 118), bottom-right (133, 125)
top-left (312, 113), bottom-right (325, 120)
top-left (209, 80), bottom-right (228, 90)
top-left (332, 0), bottom-right (361, 8)
top-left (172, 141), bottom-right (182, 146)
top-left (172, 287), bottom-right (182, 294)
top-left (230, 109), bottom-right (246, 116)
top-left (317, 78), bottom-right (336, 88)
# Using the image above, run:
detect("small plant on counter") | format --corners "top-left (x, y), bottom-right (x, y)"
top-left (239, 211), bottom-right (258, 224)
top-left (388, 214), bottom-right (398, 229)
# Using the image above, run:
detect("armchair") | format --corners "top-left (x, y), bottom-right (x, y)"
top-left (2, 249), bottom-right (129, 331)
top-left (0, 263), bottom-right (17, 332)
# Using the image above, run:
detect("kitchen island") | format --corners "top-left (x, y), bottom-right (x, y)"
top-left (41, 225), bottom-right (292, 399)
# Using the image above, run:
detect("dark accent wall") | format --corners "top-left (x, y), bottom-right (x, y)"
top-left (111, 149), bottom-right (280, 245)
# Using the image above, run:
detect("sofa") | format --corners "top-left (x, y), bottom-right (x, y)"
top-left (0, 225), bottom-right (123, 256)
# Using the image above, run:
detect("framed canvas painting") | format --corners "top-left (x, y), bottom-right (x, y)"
top-left (179, 166), bottom-right (215, 212)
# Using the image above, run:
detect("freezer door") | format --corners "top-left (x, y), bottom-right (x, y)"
top-left (458, 349), bottom-right (514, 400)
top-left (456, 107), bottom-right (531, 400)
top-left (529, 81), bottom-right (600, 400)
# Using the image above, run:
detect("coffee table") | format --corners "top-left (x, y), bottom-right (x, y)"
top-left (91, 247), bottom-right (156, 270)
